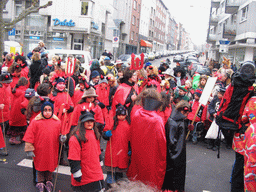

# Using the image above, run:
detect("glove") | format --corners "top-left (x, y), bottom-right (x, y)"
top-left (26, 151), bottom-right (35, 158)
top-left (73, 169), bottom-right (82, 182)
top-left (128, 151), bottom-right (132, 156)
top-left (188, 124), bottom-right (194, 131)
top-left (98, 102), bottom-right (105, 109)
top-left (60, 135), bottom-right (67, 143)
top-left (105, 130), bottom-right (112, 137)
top-left (106, 105), bottom-right (111, 111)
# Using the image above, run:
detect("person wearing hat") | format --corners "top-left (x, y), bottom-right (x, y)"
top-left (90, 60), bottom-right (105, 80)
top-left (112, 67), bottom-right (138, 120)
top-left (20, 88), bottom-right (36, 116)
top-left (14, 55), bottom-right (29, 79)
top-left (127, 88), bottom-right (166, 190)
top-left (90, 70), bottom-right (100, 86)
top-left (25, 83), bottom-right (51, 124)
top-left (173, 64), bottom-right (186, 86)
top-left (68, 111), bottom-right (104, 191)
top-left (102, 104), bottom-right (131, 186)
top-left (2, 54), bottom-right (14, 69)
top-left (72, 76), bottom-right (88, 107)
top-left (187, 88), bottom-right (207, 144)
top-left (71, 86), bottom-right (104, 135)
top-left (9, 77), bottom-right (29, 145)
top-left (115, 60), bottom-right (123, 71)
top-left (162, 100), bottom-right (190, 191)
top-left (50, 77), bottom-right (74, 119)
top-left (173, 85), bottom-right (190, 104)
top-left (163, 68), bottom-right (176, 90)
top-left (0, 73), bottom-right (12, 155)
top-left (23, 98), bottom-right (63, 192)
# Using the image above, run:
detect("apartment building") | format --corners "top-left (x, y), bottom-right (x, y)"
top-left (207, 0), bottom-right (256, 65)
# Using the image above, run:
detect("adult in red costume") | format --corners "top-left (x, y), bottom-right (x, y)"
top-left (127, 88), bottom-right (166, 189)
top-left (15, 55), bottom-right (29, 78)
top-left (2, 54), bottom-right (14, 68)
top-left (23, 99), bottom-right (62, 192)
top-left (112, 67), bottom-right (137, 119)
top-left (9, 77), bottom-right (28, 145)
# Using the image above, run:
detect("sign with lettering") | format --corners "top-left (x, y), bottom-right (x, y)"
top-left (53, 18), bottom-right (75, 27)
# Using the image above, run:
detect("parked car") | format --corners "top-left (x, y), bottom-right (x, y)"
top-left (173, 54), bottom-right (184, 62)
top-left (148, 52), bottom-right (155, 61)
top-left (155, 52), bottom-right (161, 59)
top-left (118, 54), bottom-right (132, 65)
top-left (194, 65), bottom-right (211, 76)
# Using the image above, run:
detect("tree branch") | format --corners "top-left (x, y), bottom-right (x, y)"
top-left (4, 1), bottom-right (52, 27)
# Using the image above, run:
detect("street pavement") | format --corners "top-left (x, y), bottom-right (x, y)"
top-left (0, 56), bottom-right (235, 192)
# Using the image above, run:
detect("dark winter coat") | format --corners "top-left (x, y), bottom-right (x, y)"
top-left (29, 60), bottom-right (43, 88)
top-left (208, 95), bottom-right (221, 122)
top-left (162, 109), bottom-right (187, 191)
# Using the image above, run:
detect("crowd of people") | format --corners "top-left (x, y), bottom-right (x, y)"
top-left (0, 42), bottom-right (255, 192)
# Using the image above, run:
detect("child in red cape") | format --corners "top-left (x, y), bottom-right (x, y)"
top-left (68, 111), bottom-right (104, 191)
top-left (0, 73), bottom-right (12, 155)
top-left (9, 77), bottom-right (28, 145)
top-left (23, 98), bottom-right (64, 192)
top-left (102, 104), bottom-right (131, 186)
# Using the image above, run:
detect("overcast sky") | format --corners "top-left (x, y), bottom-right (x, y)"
top-left (163, 0), bottom-right (211, 45)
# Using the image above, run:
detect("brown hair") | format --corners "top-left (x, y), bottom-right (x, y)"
top-left (12, 77), bottom-right (28, 93)
top-left (70, 120), bottom-right (101, 143)
top-left (135, 88), bottom-right (162, 109)
top-left (175, 100), bottom-right (190, 112)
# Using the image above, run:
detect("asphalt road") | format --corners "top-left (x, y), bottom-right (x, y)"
top-left (0, 56), bottom-right (235, 192)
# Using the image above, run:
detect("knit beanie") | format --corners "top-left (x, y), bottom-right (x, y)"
top-left (195, 88), bottom-right (203, 98)
top-left (91, 70), bottom-right (100, 79)
top-left (41, 100), bottom-right (54, 119)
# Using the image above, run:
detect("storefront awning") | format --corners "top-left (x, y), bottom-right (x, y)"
top-left (140, 40), bottom-right (153, 48)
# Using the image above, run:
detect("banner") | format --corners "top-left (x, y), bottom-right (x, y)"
top-left (199, 77), bottom-right (217, 106)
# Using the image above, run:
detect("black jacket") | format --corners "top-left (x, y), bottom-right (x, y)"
top-left (208, 95), bottom-right (220, 122)
top-left (162, 109), bottom-right (187, 191)
top-left (29, 60), bottom-right (43, 88)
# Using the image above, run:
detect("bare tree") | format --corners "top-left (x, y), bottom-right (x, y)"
top-left (0, 0), bottom-right (52, 62)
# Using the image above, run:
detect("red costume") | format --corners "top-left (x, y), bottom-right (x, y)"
top-left (0, 84), bottom-right (11, 122)
top-left (3, 59), bottom-right (13, 68)
top-left (95, 83), bottom-right (110, 107)
top-left (72, 89), bottom-right (84, 107)
top-left (71, 103), bottom-right (104, 126)
top-left (127, 108), bottom-right (166, 189)
top-left (9, 86), bottom-right (27, 127)
top-left (23, 114), bottom-right (61, 172)
top-left (187, 99), bottom-right (207, 122)
top-left (104, 120), bottom-right (131, 169)
top-left (68, 129), bottom-right (104, 186)
top-left (157, 104), bottom-right (172, 125)
top-left (112, 83), bottom-right (134, 115)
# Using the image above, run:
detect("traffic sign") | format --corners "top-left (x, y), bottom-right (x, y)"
top-left (113, 36), bottom-right (119, 43)
top-left (219, 40), bottom-right (230, 45)
top-left (8, 28), bottom-right (15, 36)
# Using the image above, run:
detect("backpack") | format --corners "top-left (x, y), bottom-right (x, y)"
top-left (216, 61), bottom-right (256, 131)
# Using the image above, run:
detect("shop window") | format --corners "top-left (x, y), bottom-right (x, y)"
top-left (81, 1), bottom-right (89, 16)
top-left (15, 30), bottom-right (21, 35)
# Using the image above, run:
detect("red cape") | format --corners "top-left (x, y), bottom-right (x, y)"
top-left (104, 120), bottom-right (131, 169)
top-left (95, 83), bottom-right (110, 106)
top-left (72, 89), bottom-right (84, 107)
top-left (127, 108), bottom-right (166, 189)
top-left (23, 117), bottom-right (61, 172)
top-left (9, 86), bottom-right (27, 126)
top-left (112, 83), bottom-right (132, 115)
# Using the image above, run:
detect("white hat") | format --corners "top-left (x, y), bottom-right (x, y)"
top-left (163, 68), bottom-right (174, 76)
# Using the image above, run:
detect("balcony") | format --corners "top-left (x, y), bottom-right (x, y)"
top-left (210, 15), bottom-right (219, 26)
top-left (223, 24), bottom-right (236, 39)
top-left (207, 34), bottom-right (218, 43)
top-left (225, 0), bottom-right (244, 14)
top-left (211, 0), bottom-right (221, 8)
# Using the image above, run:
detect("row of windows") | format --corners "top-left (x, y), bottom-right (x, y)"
top-left (133, 0), bottom-right (140, 12)
top-left (132, 16), bottom-right (140, 27)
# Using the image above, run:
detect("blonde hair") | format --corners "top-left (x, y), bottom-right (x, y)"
top-left (31, 52), bottom-right (41, 61)
top-left (146, 65), bottom-right (158, 76)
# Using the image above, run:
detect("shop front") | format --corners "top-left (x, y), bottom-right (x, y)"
top-left (140, 40), bottom-right (152, 53)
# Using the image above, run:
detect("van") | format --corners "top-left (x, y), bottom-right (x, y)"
top-left (47, 49), bottom-right (92, 69)
top-left (4, 41), bottom-right (22, 55)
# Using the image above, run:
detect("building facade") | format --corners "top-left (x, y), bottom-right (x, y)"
top-left (207, 0), bottom-right (256, 65)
